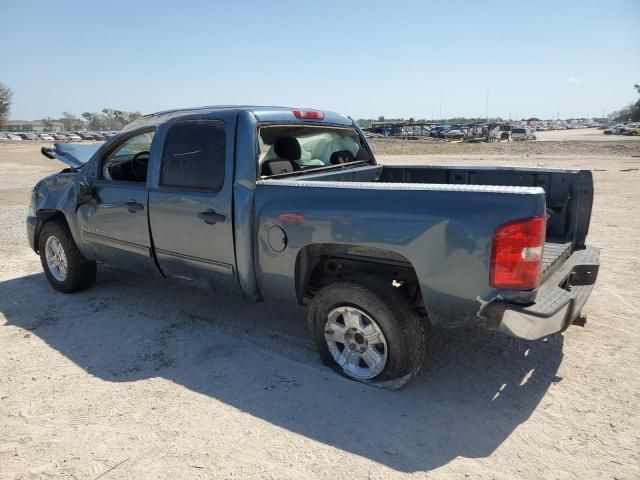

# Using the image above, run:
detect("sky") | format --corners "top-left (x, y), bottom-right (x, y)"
top-left (2, 0), bottom-right (639, 121)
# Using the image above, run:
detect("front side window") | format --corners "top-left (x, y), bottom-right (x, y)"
top-left (161, 122), bottom-right (226, 191)
top-left (102, 130), bottom-right (154, 182)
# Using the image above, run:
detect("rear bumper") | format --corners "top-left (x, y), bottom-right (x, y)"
top-left (484, 246), bottom-right (600, 340)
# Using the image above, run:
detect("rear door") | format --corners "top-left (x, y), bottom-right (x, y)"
top-left (148, 114), bottom-right (236, 283)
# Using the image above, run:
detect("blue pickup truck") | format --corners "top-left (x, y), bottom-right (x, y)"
top-left (28, 106), bottom-right (600, 387)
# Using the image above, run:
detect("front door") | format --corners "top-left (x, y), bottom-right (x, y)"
top-left (77, 129), bottom-right (157, 274)
top-left (148, 117), bottom-right (236, 284)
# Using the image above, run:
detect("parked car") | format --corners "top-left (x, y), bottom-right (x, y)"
top-left (624, 123), bottom-right (640, 136)
top-left (38, 134), bottom-right (55, 141)
top-left (52, 133), bottom-right (69, 141)
top-left (511, 127), bottom-right (537, 141)
top-left (604, 124), bottom-right (631, 135)
top-left (19, 133), bottom-right (39, 140)
top-left (0, 133), bottom-right (9, 140)
top-left (442, 127), bottom-right (466, 140)
top-left (92, 132), bottom-right (106, 141)
top-left (79, 132), bottom-right (95, 140)
top-left (29, 106), bottom-right (600, 388)
top-left (65, 133), bottom-right (82, 141)
top-left (6, 133), bottom-right (23, 140)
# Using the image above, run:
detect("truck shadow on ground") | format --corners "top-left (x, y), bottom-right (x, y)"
top-left (0, 268), bottom-right (564, 473)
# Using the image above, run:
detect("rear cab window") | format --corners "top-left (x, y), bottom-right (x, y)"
top-left (161, 121), bottom-right (226, 191)
top-left (258, 125), bottom-right (371, 178)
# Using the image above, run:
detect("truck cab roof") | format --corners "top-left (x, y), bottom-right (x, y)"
top-left (124, 106), bottom-right (355, 132)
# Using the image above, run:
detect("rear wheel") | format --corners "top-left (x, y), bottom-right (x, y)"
top-left (308, 277), bottom-right (427, 388)
top-left (39, 221), bottom-right (96, 293)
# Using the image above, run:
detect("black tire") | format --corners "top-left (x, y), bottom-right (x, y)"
top-left (308, 276), bottom-right (427, 388)
top-left (38, 220), bottom-right (96, 293)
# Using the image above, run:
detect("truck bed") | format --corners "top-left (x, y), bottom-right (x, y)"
top-left (302, 163), bottom-right (594, 253)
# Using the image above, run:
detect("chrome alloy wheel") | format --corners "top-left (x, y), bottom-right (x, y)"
top-left (324, 306), bottom-right (388, 380)
top-left (45, 235), bottom-right (68, 281)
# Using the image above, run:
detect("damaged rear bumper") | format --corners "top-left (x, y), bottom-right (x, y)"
top-left (484, 246), bottom-right (600, 340)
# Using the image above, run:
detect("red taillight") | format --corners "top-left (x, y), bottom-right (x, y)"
top-left (490, 216), bottom-right (546, 290)
top-left (292, 109), bottom-right (325, 120)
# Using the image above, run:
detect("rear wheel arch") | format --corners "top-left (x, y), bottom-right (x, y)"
top-left (294, 243), bottom-right (426, 313)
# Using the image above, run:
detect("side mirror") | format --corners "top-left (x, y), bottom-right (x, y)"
top-left (76, 182), bottom-right (98, 208)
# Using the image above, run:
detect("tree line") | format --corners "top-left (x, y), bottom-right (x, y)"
top-left (0, 82), bottom-right (142, 131)
top-left (1, 81), bottom-right (639, 131)
top-left (611, 84), bottom-right (640, 122)
top-left (42, 109), bottom-right (143, 131)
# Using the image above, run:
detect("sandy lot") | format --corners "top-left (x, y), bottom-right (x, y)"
top-left (1, 138), bottom-right (639, 479)
top-left (368, 127), bottom-right (640, 156)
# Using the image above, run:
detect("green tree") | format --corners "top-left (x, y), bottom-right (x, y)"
top-left (612, 84), bottom-right (640, 122)
top-left (61, 111), bottom-right (82, 131)
top-left (0, 82), bottom-right (12, 128)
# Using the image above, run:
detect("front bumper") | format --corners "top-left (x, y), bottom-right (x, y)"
top-left (485, 246), bottom-right (600, 340)
top-left (26, 215), bottom-right (38, 252)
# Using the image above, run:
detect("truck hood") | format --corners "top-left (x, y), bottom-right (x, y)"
top-left (41, 143), bottom-right (101, 168)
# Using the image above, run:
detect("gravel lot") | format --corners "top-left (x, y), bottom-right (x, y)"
top-left (369, 127), bottom-right (640, 156)
top-left (1, 136), bottom-right (639, 479)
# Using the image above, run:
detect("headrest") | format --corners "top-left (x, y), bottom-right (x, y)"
top-left (262, 159), bottom-right (294, 176)
top-left (274, 137), bottom-right (301, 161)
top-left (330, 150), bottom-right (355, 165)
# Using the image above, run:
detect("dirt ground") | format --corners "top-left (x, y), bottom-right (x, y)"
top-left (1, 136), bottom-right (639, 480)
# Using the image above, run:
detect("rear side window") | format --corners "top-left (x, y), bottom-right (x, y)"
top-left (161, 121), bottom-right (226, 191)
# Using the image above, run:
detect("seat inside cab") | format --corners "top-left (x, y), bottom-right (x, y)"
top-left (258, 125), bottom-right (369, 177)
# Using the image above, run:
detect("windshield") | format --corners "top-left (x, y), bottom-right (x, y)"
top-left (258, 125), bottom-right (370, 178)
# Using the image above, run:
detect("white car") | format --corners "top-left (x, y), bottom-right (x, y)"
top-left (511, 127), bottom-right (537, 141)
top-left (66, 133), bottom-right (82, 141)
top-left (39, 134), bottom-right (55, 141)
top-left (6, 133), bottom-right (23, 140)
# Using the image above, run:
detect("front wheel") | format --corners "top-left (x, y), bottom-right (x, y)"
top-left (308, 277), bottom-right (427, 388)
top-left (39, 221), bottom-right (97, 293)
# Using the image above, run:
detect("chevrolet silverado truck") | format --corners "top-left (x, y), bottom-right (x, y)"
top-left (27, 106), bottom-right (600, 387)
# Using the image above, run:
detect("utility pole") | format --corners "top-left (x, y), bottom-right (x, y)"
top-left (485, 89), bottom-right (490, 121)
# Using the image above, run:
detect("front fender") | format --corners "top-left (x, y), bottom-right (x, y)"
top-left (30, 172), bottom-right (94, 259)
